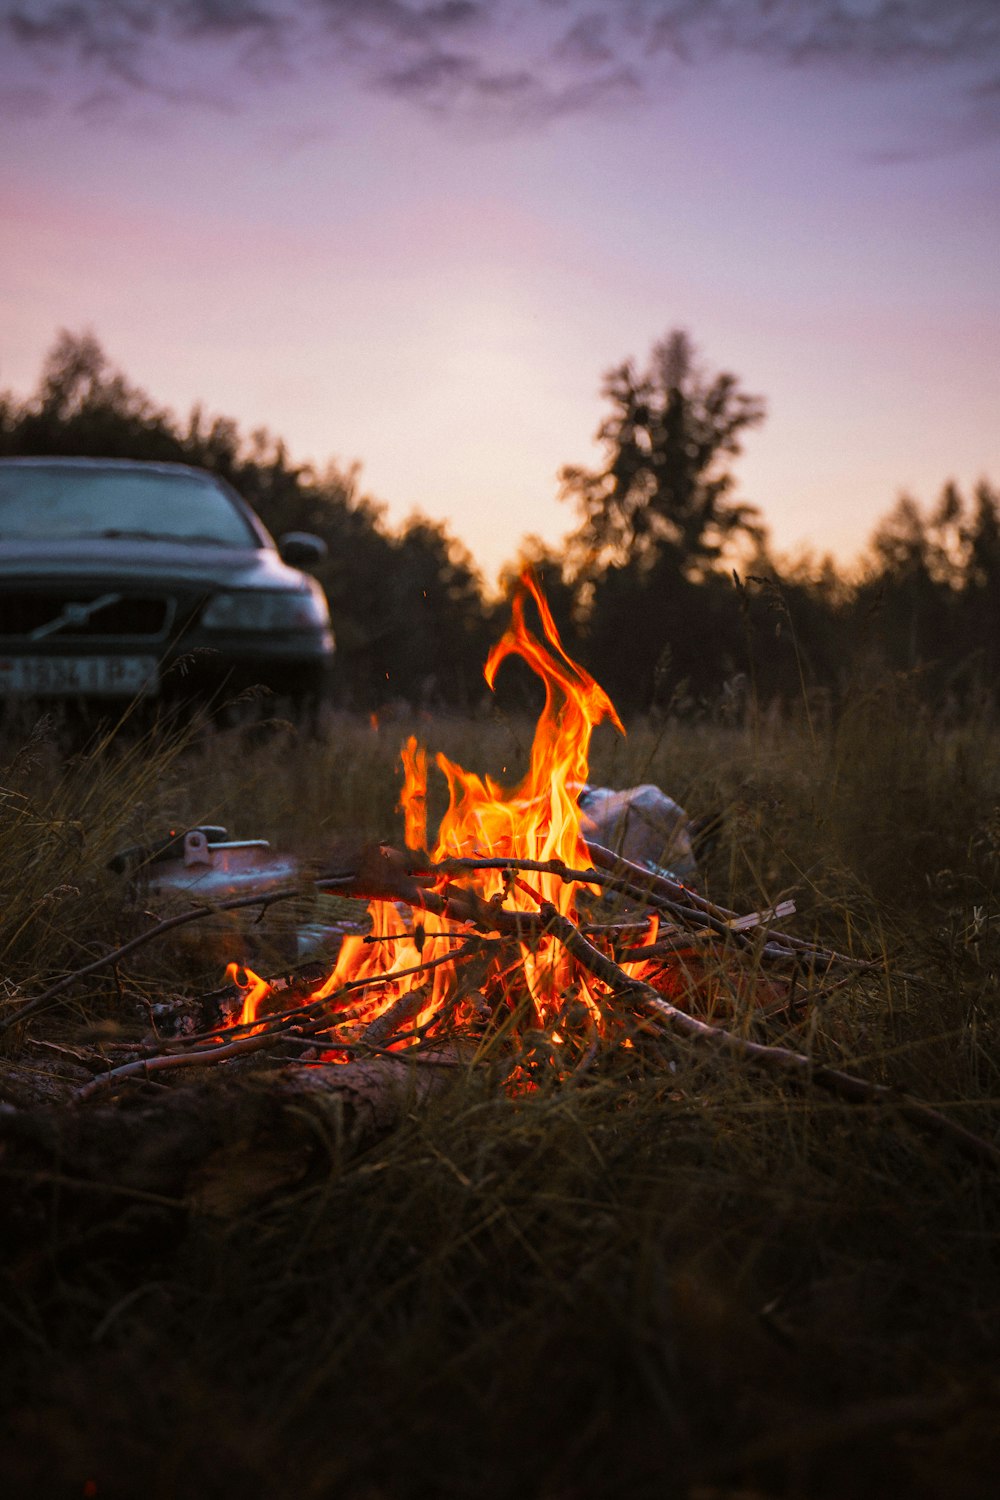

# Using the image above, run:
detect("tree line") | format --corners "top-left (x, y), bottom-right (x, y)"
top-left (2, 328), bottom-right (998, 715)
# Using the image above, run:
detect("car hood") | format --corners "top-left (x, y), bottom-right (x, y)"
top-left (0, 538), bottom-right (311, 591)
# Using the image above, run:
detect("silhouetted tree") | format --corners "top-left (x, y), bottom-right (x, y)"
top-left (0, 330), bottom-right (181, 461)
top-left (382, 517), bottom-right (496, 708)
top-left (554, 330), bottom-right (768, 708)
top-left (955, 482), bottom-right (1000, 692)
top-left (856, 488), bottom-right (965, 677)
top-left (560, 329), bottom-right (766, 580)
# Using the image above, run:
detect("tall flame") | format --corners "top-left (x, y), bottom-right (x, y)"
top-left (327, 572), bottom-right (623, 1031)
top-left (236, 571), bottom-right (654, 1045)
top-left (435, 572), bottom-right (622, 883)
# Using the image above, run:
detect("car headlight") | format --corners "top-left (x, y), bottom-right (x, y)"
top-left (201, 584), bottom-right (330, 632)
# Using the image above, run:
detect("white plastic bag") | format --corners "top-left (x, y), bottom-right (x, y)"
top-left (577, 783), bottom-right (699, 884)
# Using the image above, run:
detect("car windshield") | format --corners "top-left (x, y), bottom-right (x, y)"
top-left (0, 465), bottom-right (261, 547)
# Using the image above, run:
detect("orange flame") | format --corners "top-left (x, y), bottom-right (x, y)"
top-left (435, 573), bottom-right (622, 882)
top-left (399, 735), bottom-right (428, 851)
top-left (227, 570), bottom-right (745, 1064)
top-left (313, 571), bottom-right (625, 1041)
top-left (226, 962), bottom-right (272, 1029)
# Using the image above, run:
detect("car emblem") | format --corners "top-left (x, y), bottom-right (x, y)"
top-left (30, 592), bottom-right (123, 641)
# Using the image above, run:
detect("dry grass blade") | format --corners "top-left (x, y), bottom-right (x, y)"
top-left (0, 886), bottom-right (311, 1034)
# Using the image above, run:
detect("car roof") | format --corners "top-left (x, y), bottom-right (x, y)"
top-left (0, 457), bottom-right (215, 478)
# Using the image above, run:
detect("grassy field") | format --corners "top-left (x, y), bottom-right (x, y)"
top-left (2, 682), bottom-right (999, 1498)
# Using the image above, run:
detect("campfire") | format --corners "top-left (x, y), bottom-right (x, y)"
top-left (5, 570), bottom-right (997, 1168)
top-left (214, 569), bottom-right (829, 1076)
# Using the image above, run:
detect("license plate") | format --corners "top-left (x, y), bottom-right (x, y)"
top-left (0, 655), bottom-right (159, 697)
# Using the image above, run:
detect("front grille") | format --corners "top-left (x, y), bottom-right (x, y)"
top-left (0, 591), bottom-right (173, 640)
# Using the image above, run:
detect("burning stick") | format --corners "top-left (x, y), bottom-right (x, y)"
top-left (422, 851), bottom-right (861, 970)
top-left (73, 943), bottom-right (488, 1101)
top-left (361, 985), bottom-right (431, 1047)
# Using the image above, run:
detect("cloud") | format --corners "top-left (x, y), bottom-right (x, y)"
top-left (2, 0), bottom-right (999, 141)
top-left (639, 0), bottom-right (1000, 71)
top-left (375, 42), bottom-right (639, 125)
top-left (553, 14), bottom-right (615, 69)
top-left (179, 0), bottom-right (280, 40)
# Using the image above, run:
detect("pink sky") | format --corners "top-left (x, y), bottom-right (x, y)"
top-left (2, 1), bottom-right (999, 584)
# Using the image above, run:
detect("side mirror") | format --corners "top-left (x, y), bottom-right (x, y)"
top-left (279, 532), bottom-right (328, 568)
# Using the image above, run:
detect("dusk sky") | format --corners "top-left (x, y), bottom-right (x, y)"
top-left (2, 0), bottom-right (999, 585)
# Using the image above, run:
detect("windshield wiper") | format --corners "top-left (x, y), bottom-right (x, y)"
top-left (96, 529), bottom-right (179, 541)
top-left (96, 529), bottom-right (242, 546)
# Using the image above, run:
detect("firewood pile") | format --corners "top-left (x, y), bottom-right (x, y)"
top-left (3, 832), bottom-right (844, 1094)
top-left (1, 832), bottom-right (996, 1170)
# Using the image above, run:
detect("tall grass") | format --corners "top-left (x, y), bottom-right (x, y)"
top-left (2, 681), bottom-right (999, 1497)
